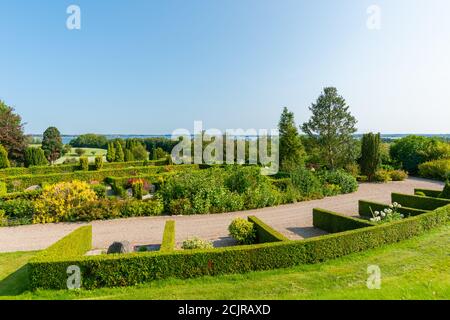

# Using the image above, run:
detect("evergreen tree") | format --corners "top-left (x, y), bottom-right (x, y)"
top-left (301, 87), bottom-right (357, 169)
top-left (360, 132), bottom-right (381, 181)
top-left (94, 156), bottom-right (104, 170)
top-left (24, 147), bottom-right (48, 167)
top-left (278, 107), bottom-right (305, 171)
top-left (106, 142), bottom-right (116, 162)
top-left (0, 144), bottom-right (10, 169)
top-left (114, 141), bottom-right (124, 162)
top-left (124, 149), bottom-right (134, 162)
top-left (152, 148), bottom-right (158, 160)
top-left (42, 127), bottom-right (63, 164)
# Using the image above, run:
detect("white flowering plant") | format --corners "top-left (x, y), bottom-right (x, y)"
top-left (370, 202), bottom-right (404, 223)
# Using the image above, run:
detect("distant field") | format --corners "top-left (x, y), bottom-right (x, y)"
top-left (54, 148), bottom-right (107, 164)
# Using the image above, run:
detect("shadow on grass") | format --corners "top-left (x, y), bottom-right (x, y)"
top-left (0, 264), bottom-right (30, 296)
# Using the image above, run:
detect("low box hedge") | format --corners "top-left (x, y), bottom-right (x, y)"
top-left (1, 164), bottom-right (199, 192)
top-left (358, 200), bottom-right (429, 218)
top-left (160, 220), bottom-right (176, 251)
top-left (391, 193), bottom-right (450, 211)
top-left (247, 216), bottom-right (289, 243)
top-left (28, 204), bottom-right (450, 290)
top-left (313, 208), bottom-right (374, 233)
top-left (0, 189), bottom-right (42, 201)
top-left (0, 160), bottom-right (169, 179)
top-left (414, 188), bottom-right (443, 198)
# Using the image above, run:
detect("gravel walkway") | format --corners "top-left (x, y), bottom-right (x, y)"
top-left (0, 177), bottom-right (443, 253)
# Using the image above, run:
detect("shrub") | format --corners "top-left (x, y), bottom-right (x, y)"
top-left (79, 157), bottom-right (89, 171)
top-left (228, 218), bottom-right (256, 245)
top-left (290, 167), bottom-right (323, 198)
top-left (440, 181), bottom-right (450, 199)
top-left (0, 209), bottom-right (6, 226)
top-left (0, 145), bottom-right (10, 169)
top-left (322, 183), bottom-right (341, 196)
top-left (0, 181), bottom-right (6, 196)
top-left (182, 237), bottom-right (213, 250)
top-left (344, 163), bottom-right (360, 177)
top-left (390, 135), bottom-right (450, 174)
top-left (28, 205), bottom-right (450, 290)
top-left (319, 169), bottom-right (358, 194)
top-left (373, 169), bottom-right (392, 183)
top-left (120, 199), bottom-right (164, 217)
top-left (94, 156), bottom-right (104, 170)
top-left (389, 169), bottom-right (408, 181)
top-left (169, 198), bottom-right (192, 215)
top-left (418, 159), bottom-right (450, 181)
top-left (160, 220), bottom-right (176, 251)
top-left (75, 148), bottom-right (86, 156)
top-left (91, 184), bottom-right (107, 199)
top-left (0, 198), bottom-right (35, 218)
top-left (131, 180), bottom-right (144, 200)
top-left (33, 180), bottom-right (98, 223)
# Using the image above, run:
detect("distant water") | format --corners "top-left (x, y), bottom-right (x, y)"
top-left (29, 133), bottom-right (450, 145)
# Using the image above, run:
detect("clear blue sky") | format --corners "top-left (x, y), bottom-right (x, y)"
top-left (1, 0), bottom-right (449, 135)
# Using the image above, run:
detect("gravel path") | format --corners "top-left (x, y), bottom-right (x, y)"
top-left (0, 177), bottom-right (443, 253)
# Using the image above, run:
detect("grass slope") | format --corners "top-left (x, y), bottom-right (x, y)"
top-left (1, 224), bottom-right (449, 300)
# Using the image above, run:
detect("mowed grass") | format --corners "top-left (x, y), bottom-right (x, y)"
top-left (1, 224), bottom-right (449, 300)
top-left (54, 148), bottom-right (107, 164)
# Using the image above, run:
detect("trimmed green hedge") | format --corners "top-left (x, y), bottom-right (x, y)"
top-left (414, 188), bottom-right (443, 198)
top-left (313, 208), bottom-right (374, 233)
top-left (28, 205), bottom-right (450, 290)
top-left (0, 189), bottom-right (42, 201)
top-left (391, 193), bottom-right (450, 211)
top-left (160, 220), bottom-right (176, 252)
top-left (247, 216), bottom-right (289, 243)
top-left (0, 160), bottom-right (169, 179)
top-left (1, 164), bottom-right (199, 192)
top-left (358, 200), bottom-right (429, 218)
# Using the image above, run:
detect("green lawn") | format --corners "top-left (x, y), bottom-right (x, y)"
top-left (54, 148), bottom-right (107, 164)
top-left (1, 224), bottom-right (449, 300)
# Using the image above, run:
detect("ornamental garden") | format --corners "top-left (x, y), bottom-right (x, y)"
top-left (0, 89), bottom-right (449, 293)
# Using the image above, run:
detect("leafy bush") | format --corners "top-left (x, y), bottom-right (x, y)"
top-left (75, 148), bottom-right (86, 156)
top-left (94, 156), bottom-right (104, 170)
top-left (79, 157), bottom-right (89, 171)
top-left (0, 198), bottom-right (34, 218)
top-left (91, 184), bottom-right (107, 199)
top-left (418, 159), bottom-right (450, 180)
top-left (389, 169), bottom-right (408, 181)
top-left (440, 181), bottom-right (450, 199)
top-left (290, 167), bottom-right (323, 198)
top-left (390, 135), bottom-right (450, 174)
top-left (33, 180), bottom-right (98, 223)
top-left (373, 169), bottom-right (392, 183)
top-left (318, 169), bottom-right (358, 194)
top-left (182, 237), bottom-right (213, 250)
top-left (228, 218), bottom-right (256, 245)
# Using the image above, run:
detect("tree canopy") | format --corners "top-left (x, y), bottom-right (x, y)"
top-left (0, 100), bottom-right (28, 164)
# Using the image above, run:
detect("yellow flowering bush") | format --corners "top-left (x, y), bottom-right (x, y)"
top-left (33, 180), bottom-right (98, 224)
